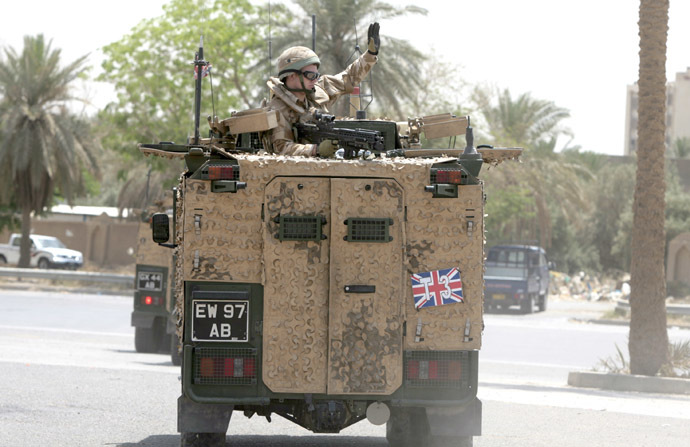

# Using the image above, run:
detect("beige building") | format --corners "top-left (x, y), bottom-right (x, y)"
top-left (624, 67), bottom-right (690, 155)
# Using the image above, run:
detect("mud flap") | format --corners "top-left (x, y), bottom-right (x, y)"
top-left (425, 398), bottom-right (482, 437)
top-left (177, 395), bottom-right (233, 434)
top-left (131, 312), bottom-right (156, 328)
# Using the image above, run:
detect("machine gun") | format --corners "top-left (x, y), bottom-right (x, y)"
top-left (294, 111), bottom-right (385, 159)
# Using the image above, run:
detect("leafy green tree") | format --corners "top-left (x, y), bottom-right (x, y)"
top-left (0, 35), bottom-right (99, 267)
top-left (100, 0), bottom-right (266, 139)
top-left (484, 182), bottom-right (534, 247)
top-left (629, 0), bottom-right (669, 376)
top-left (665, 168), bottom-right (690, 244)
top-left (670, 137), bottom-right (690, 158)
top-left (589, 162), bottom-right (636, 272)
top-left (98, 0), bottom-right (269, 209)
top-left (271, 0), bottom-right (428, 118)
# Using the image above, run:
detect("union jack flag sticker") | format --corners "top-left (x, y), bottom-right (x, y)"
top-left (411, 267), bottom-right (464, 309)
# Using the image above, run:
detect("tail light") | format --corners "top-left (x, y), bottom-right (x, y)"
top-left (141, 295), bottom-right (164, 306)
top-left (406, 359), bottom-right (462, 380)
top-left (201, 163), bottom-right (240, 180)
top-left (433, 169), bottom-right (467, 184)
top-left (426, 166), bottom-right (469, 198)
top-left (199, 357), bottom-right (257, 379)
top-left (221, 357), bottom-right (256, 378)
top-left (194, 348), bottom-right (257, 385)
top-left (405, 351), bottom-right (468, 388)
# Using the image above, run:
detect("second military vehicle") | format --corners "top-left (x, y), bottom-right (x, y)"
top-left (131, 203), bottom-right (180, 364)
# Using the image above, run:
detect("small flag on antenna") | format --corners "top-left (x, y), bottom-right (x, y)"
top-left (194, 63), bottom-right (212, 80)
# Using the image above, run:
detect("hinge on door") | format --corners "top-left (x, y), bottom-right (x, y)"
top-left (414, 317), bottom-right (424, 343)
top-left (463, 317), bottom-right (473, 342)
top-left (194, 215), bottom-right (202, 235)
top-left (193, 250), bottom-right (200, 270)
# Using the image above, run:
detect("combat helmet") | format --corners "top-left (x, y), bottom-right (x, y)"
top-left (277, 46), bottom-right (320, 82)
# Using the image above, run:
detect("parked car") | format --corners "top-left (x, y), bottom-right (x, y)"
top-left (0, 233), bottom-right (83, 269)
top-left (484, 244), bottom-right (552, 313)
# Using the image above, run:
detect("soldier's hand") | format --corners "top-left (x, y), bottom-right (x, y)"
top-left (317, 139), bottom-right (338, 158)
top-left (367, 22), bottom-right (380, 55)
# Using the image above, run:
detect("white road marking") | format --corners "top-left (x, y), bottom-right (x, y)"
top-left (0, 324), bottom-right (132, 338)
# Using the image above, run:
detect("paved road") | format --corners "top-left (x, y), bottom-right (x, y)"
top-left (1, 288), bottom-right (689, 446)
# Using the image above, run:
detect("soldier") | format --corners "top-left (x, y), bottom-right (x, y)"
top-left (266, 22), bottom-right (380, 157)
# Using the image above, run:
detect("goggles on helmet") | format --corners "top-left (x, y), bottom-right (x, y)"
top-left (301, 70), bottom-right (320, 81)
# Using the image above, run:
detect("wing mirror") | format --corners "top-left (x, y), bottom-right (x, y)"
top-left (151, 213), bottom-right (170, 244)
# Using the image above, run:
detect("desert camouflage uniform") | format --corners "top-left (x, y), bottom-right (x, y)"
top-left (266, 51), bottom-right (378, 156)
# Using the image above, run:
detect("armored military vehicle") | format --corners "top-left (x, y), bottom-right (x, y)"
top-left (131, 202), bottom-right (180, 364)
top-left (141, 41), bottom-right (520, 447)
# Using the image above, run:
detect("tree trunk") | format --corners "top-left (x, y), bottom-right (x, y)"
top-left (18, 205), bottom-right (32, 268)
top-left (629, 0), bottom-right (669, 376)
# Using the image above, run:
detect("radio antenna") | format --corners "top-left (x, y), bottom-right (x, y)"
top-left (193, 36), bottom-right (205, 145)
top-left (346, 19), bottom-right (374, 118)
top-left (268, 2), bottom-right (273, 82)
top-left (312, 14), bottom-right (316, 51)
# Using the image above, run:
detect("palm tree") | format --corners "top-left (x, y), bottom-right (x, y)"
top-left (0, 35), bottom-right (99, 267)
top-left (472, 87), bottom-right (573, 151)
top-left (270, 0), bottom-right (428, 118)
top-left (474, 87), bottom-right (591, 250)
top-left (628, 0), bottom-right (669, 375)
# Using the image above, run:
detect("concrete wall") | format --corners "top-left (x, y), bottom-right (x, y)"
top-left (0, 215), bottom-right (139, 268)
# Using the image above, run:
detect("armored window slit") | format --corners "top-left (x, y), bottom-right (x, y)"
top-left (274, 215), bottom-right (326, 241)
top-left (344, 217), bottom-right (393, 242)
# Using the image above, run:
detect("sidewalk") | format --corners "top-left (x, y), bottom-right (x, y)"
top-left (568, 371), bottom-right (690, 395)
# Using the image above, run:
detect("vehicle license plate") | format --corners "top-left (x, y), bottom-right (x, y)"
top-left (492, 293), bottom-right (506, 300)
top-left (192, 300), bottom-right (249, 342)
top-left (138, 271), bottom-right (163, 291)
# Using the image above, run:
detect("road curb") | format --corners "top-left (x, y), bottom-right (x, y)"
top-left (568, 371), bottom-right (690, 395)
top-left (570, 317), bottom-right (690, 330)
top-left (1, 281), bottom-right (133, 297)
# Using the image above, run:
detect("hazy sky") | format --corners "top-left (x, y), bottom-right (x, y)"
top-left (2, 0), bottom-right (689, 156)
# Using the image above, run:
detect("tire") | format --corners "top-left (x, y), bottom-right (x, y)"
top-left (170, 333), bottom-right (182, 366)
top-left (0, 255), bottom-right (7, 266)
top-left (537, 293), bottom-right (548, 312)
top-left (135, 326), bottom-right (162, 353)
top-left (520, 294), bottom-right (534, 314)
top-left (180, 432), bottom-right (225, 447)
top-left (37, 258), bottom-right (50, 269)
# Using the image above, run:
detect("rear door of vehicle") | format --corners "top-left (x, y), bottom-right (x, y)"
top-left (262, 176), bottom-right (405, 395)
